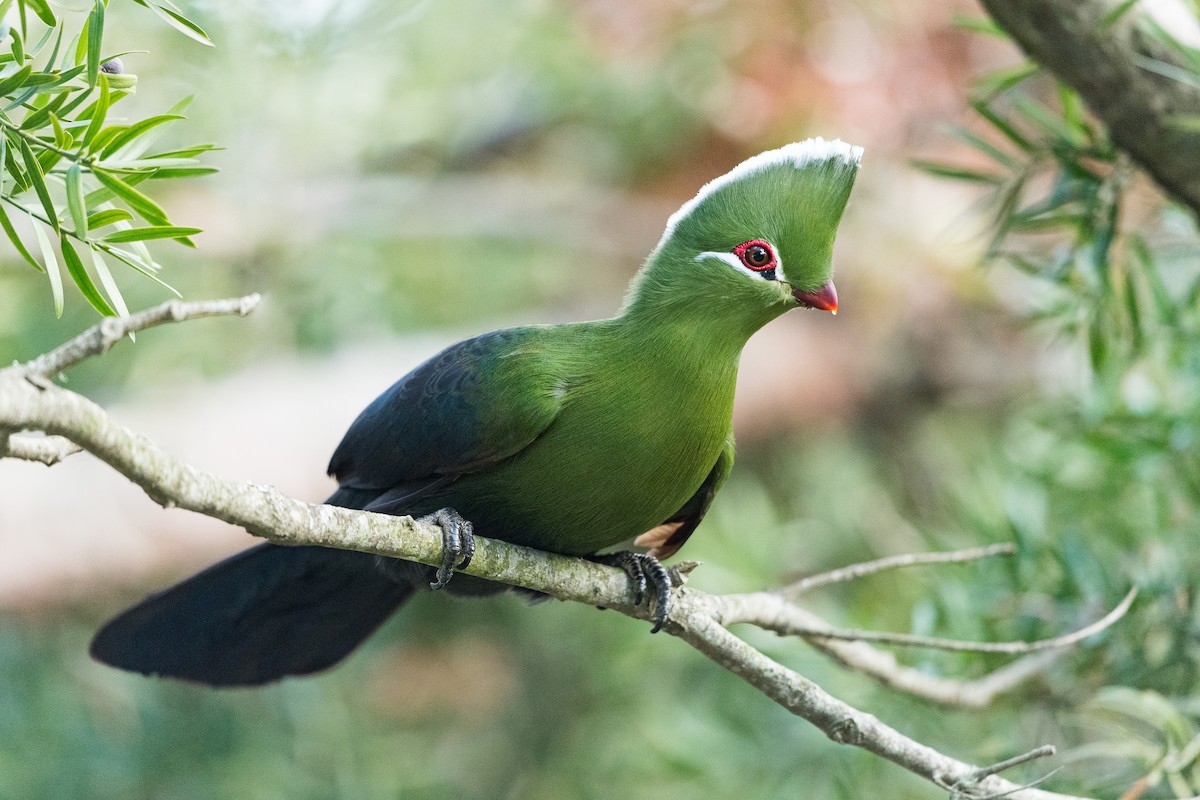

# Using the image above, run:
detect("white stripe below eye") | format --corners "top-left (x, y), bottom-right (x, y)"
top-left (695, 251), bottom-right (789, 284)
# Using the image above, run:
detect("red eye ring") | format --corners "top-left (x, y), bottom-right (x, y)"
top-left (733, 240), bottom-right (776, 272)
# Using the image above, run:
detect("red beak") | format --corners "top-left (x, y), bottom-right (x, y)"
top-left (792, 279), bottom-right (838, 314)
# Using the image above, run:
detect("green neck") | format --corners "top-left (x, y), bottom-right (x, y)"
top-left (616, 250), bottom-right (789, 360)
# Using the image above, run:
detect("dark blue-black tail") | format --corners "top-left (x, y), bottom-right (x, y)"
top-left (89, 543), bottom-right (414, 687)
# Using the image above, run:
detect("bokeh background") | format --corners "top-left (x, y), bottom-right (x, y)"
top-left (3, 0), bottom-right (1198, 798)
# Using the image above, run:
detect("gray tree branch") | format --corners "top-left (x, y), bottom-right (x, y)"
top-left (0, 297), bottom-right (1104, 800)
top-left (979, 0), bottom-right (1200, 218)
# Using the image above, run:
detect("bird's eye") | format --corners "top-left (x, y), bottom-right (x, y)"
top-left (733, 240), bottom-right (776, 273)
top-left (744, 246), bottom-right (770, 267)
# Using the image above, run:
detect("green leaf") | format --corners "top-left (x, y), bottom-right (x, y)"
top-left (972, 62), bottom-right (1040, 100)
top-left (950, 14), bottom-right (1006, 38)
top-left (9, 26), bottom-right (24, 65)
top-left (947, 126), bottom-right (1017, 169)
top-left (20, 88), bottom-right (67, 130)
top-left (101, 244), bottom-right (179, 295)
top-left (146, 142), bottom-right (220, 159)
top-left (65, 162), bottom-right (87, 235)
top-left (61, 233), bottom-right (116, 315)
top-left (99, 113), bottom-right (183, 158)
top-left (16, 132), bottom-right (58, 232)
top-left (21, 0), bottom-right (55, 27)
top-left (1100, 0), bottom-right (1140, 29)
top-left (910, 160), bottom-right (1004, 185)
top-left (32, 219), bottom-right (62, 316)
top-left (97, 157), bottom-right (198, 171)
top-left (1133, 55), bottom-right (1200, 90)
top-left (85, 207), bottom-right (131, 228)
top-left (81, 164), bottom-right (151, 207)
top-left (90, 246), bottom-right (129, 318)
top-left (81, 72), bottom-right (109, 149)
top-left (102, 224), bottom-right (200, 242)
top-left (0, 63), bottom-right (32, 96)
top-left (86, 0), bottom-right (104, 87)
top-left (145, 165), bottom-right (218, 179)
top-left (970, 100), bottom-right (1036, 152)
top-left (139, 2), bottom-right (214, 47)
top-left (92, 167), bottom-right (168, 225)
top-left (0, 200), bottom-right (42, 269)
top-left (42, 18), bottom-right (63, 70)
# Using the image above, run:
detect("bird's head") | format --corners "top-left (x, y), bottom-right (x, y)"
top-left (625, 138), bottom-right (862, 333)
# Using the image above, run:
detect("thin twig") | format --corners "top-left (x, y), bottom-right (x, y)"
top-left (780, 543), bottom-right (1016, 597)
top-left (763, 588), bottom-right (1137, 654)
top-left (0, 431), bottom-right (81, 464)
top-left (23, 294), bottom-right (261, 377)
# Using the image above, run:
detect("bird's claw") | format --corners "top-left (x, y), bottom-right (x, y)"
top-left (595, 551), bottom-right (673, 633)
top-left (420, 507), bottom-right (475, 590)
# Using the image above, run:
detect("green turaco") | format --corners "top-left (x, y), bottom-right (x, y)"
top-left (90, 137), bottom-right (863, 685)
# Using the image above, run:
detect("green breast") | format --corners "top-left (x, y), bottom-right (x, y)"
top-left (435, 326), bottom-right (738, 555)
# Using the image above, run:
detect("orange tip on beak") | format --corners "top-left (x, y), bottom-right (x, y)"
top-left (792, 279), bottom-right (838, 314)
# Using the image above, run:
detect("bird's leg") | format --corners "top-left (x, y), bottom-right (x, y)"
top-left (419, 507), bottom-right (475, 590)
top-left (593, 551), bottom-right (673, 633)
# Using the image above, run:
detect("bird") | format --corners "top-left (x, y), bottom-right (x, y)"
top-left (89, 138), bottom-right (863, 686)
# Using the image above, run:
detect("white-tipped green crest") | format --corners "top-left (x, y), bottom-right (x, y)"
top-left (654, 137), bottom-right (863, 253)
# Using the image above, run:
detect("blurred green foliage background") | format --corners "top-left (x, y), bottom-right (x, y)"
top-left (3, 0), bottom-right (1200, 798)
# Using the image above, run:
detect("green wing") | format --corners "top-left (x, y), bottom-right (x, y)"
top-left (634, 433), bottom-right (734, 560)
top-left (327, 326), bottom-right (566, 511)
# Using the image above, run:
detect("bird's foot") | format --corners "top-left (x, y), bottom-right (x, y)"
top-left (419, 507), bottom-right (475, 590)
top-left (593, 551), bottom-right (673, 633)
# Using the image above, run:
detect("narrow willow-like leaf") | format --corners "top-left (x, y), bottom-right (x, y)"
top-left (20, 88), bottom-right (67, 130)
top-left (0, 201), bottom-right (42, 269)
top-left (1132, 55), bottom-right (1200, 90)
top-left (49, 111), bottom-right (68, 147)
top-left (102, 244), bottom-right (180, 295)
top-left (26, 20), bottom-right (58, 58)
top-left (972, 62), bottom-right (1039, 101)
top-left (22, 0), bottom-right (55, 27)
top-left (947, 126), bottom-right (1016, 169)
top-left (145, 165), bottom-right (218, 179)
top-left (90, 246), bottom-right (129, 319)
top-left (949, 14), bottom-right (1006, 38)
top-left (82, 72), bottom-right (109, 149)
top-left (1100, 0), bottom-right (1140, 28)
top-left (61, 232), bottom-right (116, 315)
top-left (65, 162), bottom-right (87, 237)
top-left (16, 134), bottom-right (58, 231)
top-left (99, 113), bottom-right (183, 158)
top-left (92, 167), bottom-right (168, 225)
top-left (32, 218), bottom-right (62, 315)
top-left (146, 142), bottom-right (220, 159)
top-left (43, 18), bottom-right (63, 70)
top-left (81, 165), bottom-right (151, 207)
top-left (9, 25), bottom-right (24, 64)
top-left (88, 124), bottom-right (126, 155)
top-left (910, 160), bottom-right (1003, 185)
top-left (970, 101), bottom-right (1035, 153)
top-left (85, 207), bottom-right (131, 228)
top-left (102, 224), bottom-right (200, 243)
top-left (142, 2), bottom-right (213, 47)
top-left (86, 0), bottom-right (104, 86)
top-left (0, 63), bottom-right (32, 96)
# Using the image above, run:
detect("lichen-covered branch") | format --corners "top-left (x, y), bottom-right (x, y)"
top-left (979, 0), bottom-right (1200, 218)
top-left (0, 297), bottom-right (1103, 800)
